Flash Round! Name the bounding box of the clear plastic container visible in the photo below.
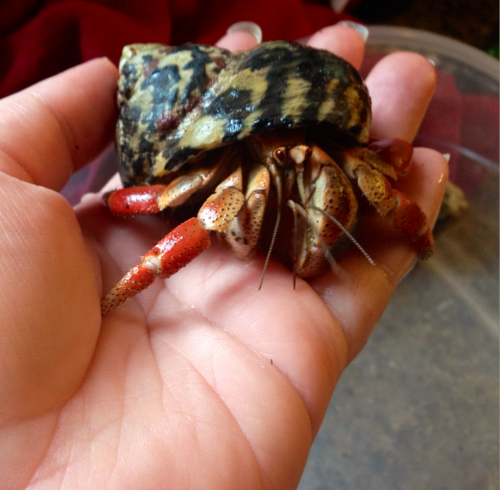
[300,26,499,490]
[362,26,499,195]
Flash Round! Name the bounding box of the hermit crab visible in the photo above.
[101,41,434,315]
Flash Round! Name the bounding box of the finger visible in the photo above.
[0,60,118,421]
[307,24,366,70]
[0,58,118,191]
[310,148,448,360]
[216,31,259,51]
[366,52,437,142]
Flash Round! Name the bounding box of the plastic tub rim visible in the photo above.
[366,25,499,83]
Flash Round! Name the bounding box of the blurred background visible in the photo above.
[345,0,498,55]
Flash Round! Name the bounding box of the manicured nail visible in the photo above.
[337,21,369,42]
[226,22,263,44]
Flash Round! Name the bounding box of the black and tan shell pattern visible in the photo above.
[116,41,371,187]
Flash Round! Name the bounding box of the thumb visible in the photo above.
[0,58,117,422]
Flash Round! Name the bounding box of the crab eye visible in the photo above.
[273,147,288,164]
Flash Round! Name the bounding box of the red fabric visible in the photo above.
[0,0,353,98]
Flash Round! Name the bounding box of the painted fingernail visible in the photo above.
[226,22,263,44]
[337,21,369,42]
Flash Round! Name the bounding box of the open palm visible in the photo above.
[0,26,447,489]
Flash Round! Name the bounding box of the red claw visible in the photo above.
[105,185,166,216]
[101,217,211,315]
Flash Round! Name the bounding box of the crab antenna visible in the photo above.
[287,200,299,289]
[308,204,376,266]
[259,164,283,290]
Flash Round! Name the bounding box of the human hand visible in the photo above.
[0,24,447,489]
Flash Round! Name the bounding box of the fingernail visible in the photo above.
[337,21,369,42]
[226,22,263,44]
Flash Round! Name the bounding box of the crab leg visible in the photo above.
[101,217,211,315]
[291,144,359,277]
[225,163,271,260]
[386,190,434,259]
[104,157,225,216]
[340,142,434,259]
[194,165,247,240]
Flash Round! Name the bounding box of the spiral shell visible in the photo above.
[116,41,371,186]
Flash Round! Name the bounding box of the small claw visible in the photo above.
[101,217,211,315]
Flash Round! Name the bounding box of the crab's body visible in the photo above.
[101,41,433,315]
